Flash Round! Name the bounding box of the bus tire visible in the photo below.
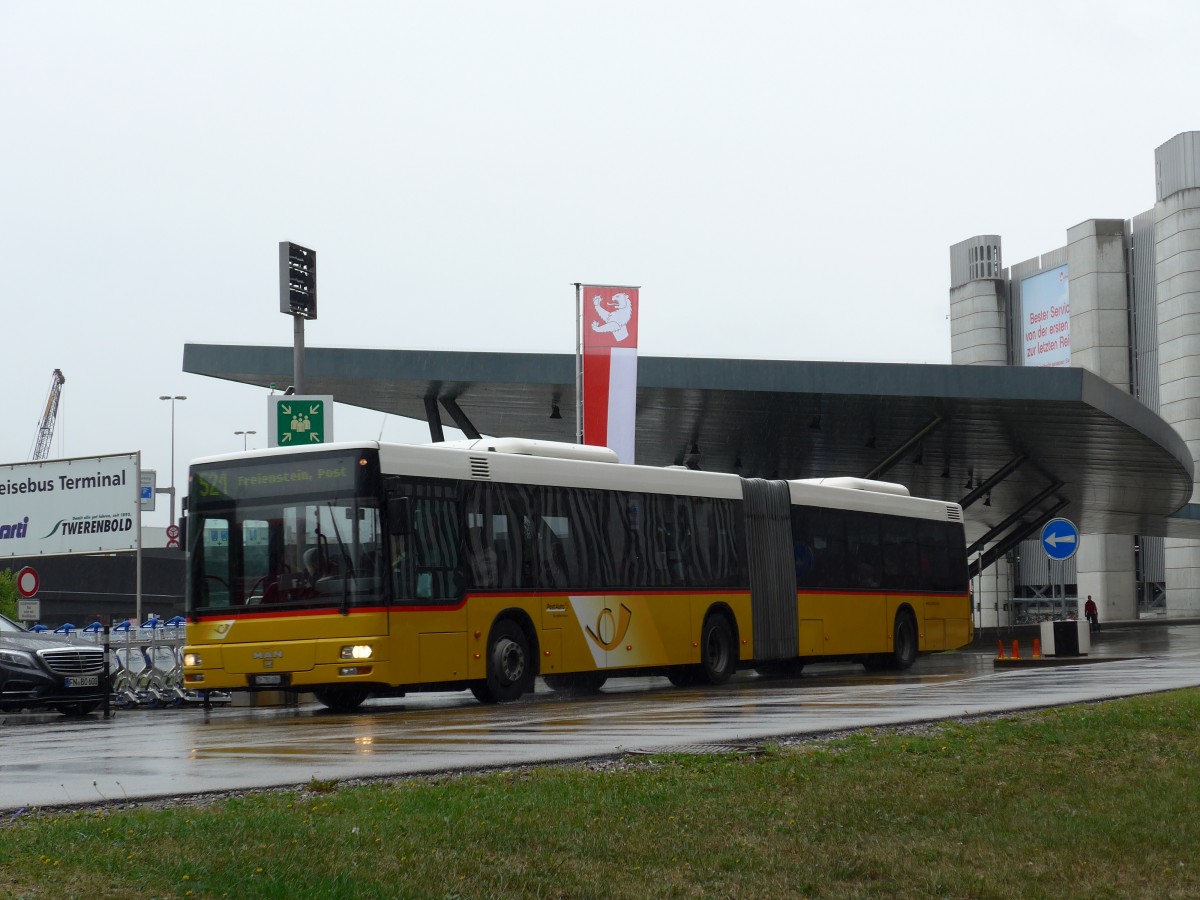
[543,672,608,695]
[699,613,736,685]
[472,618,533,704]
[892,610,918,670]
[313,685,370,713]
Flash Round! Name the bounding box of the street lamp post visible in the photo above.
[158,395,187,529]
[235,430,257,450]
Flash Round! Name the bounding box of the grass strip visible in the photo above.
[2,688,1199,898]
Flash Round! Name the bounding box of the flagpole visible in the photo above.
[574,282,583,444]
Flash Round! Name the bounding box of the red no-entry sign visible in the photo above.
[16,566,40,598]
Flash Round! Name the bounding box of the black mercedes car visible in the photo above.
[0,614,108,715]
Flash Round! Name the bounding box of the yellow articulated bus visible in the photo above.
[182,438,971,712]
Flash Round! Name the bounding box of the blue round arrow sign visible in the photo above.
[1041,517,1080,561]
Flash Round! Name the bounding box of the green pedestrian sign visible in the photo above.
[269,395,335,447]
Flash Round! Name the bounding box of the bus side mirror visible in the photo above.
[388,497,412,536]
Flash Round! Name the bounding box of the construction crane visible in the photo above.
[31,369,66,460]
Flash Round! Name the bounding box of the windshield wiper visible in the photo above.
[325,501,358,615]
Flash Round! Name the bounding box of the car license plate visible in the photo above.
[251,674,283,687]
[66,676,99,688]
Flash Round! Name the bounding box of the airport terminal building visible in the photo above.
[950,131,1200,626]
[172,134,1200,640]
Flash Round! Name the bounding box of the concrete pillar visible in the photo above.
[973,557,1014,630]
[1076,534,1137,623]
[1066,219,1131,389]
[1155,133,1200,617]
[1067,218,1137,619]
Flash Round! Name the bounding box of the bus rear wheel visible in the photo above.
[892,610,918,670]
[543,672,608,695]
[699,613,736,685]
[865,610,919,671]
[669,614,737,687]
[313,685,370,713]
[471,619,533,704]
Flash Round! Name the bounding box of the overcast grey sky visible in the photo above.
[3,0,1198,527]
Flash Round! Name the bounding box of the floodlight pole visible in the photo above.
[158,395,186,530]
[294,316,305,395]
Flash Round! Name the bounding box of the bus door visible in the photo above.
[385,478,467,684]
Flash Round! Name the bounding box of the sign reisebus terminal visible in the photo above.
[0,453,140,559]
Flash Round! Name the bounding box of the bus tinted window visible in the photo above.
[792,504,965,594]
[918,519,968,593]
[881,515,919,590]
[845,512,882,590]
[463,483,745,591]
[792,506,848,589]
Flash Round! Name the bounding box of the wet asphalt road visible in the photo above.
[4,622,1200,813]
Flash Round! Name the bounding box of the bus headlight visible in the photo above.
[340,645,373,660]
[183,652,203,667]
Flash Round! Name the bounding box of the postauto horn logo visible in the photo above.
[585,603,633,651]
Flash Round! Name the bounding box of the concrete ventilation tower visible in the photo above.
[31,368,65,460]
[948,237,1013,628]
[949,236,1008,365]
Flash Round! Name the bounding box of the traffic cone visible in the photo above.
[1033,638,1041,659]
[997,640,1005,659]
[1012,639,1020,660]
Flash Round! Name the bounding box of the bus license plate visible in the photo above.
[251,674,283,687]
[66,676,99,688]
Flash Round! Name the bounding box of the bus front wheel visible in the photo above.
[471,619,533,704]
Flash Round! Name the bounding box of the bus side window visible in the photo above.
[385,481,464,603]
[793,507,848,590]
[919,520,960,592]
[882,515,919,590]
[466,482,532,590]
[845,511,881,590]
[466,526,499,588]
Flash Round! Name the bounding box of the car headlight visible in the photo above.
[183,652,203,667]
[0,649,38,669]
[340,645,373,660]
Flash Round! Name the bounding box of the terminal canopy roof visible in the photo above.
[184,344,1198,567]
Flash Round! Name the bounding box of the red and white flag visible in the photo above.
[581,285,639,464]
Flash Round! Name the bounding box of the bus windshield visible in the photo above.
[188,452,384,614]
